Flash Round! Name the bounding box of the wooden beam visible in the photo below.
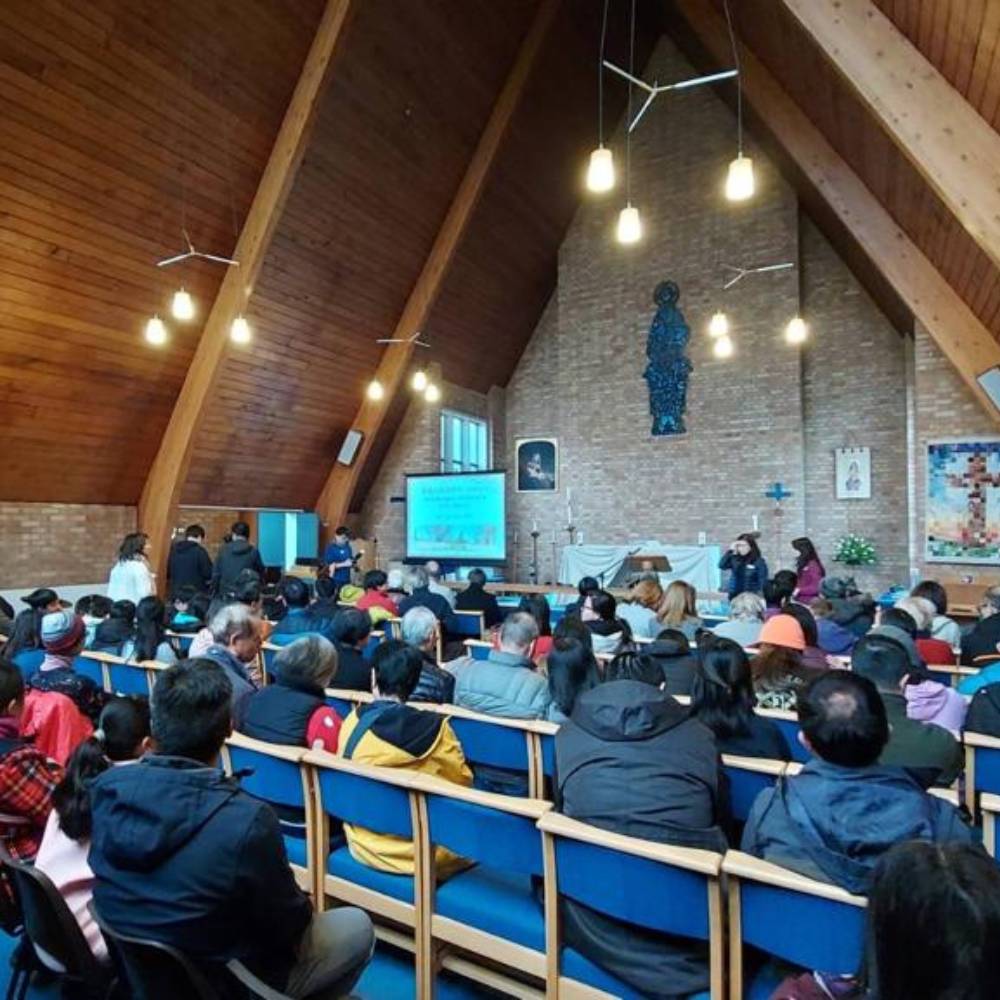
[315,0,558,531]
[674,0,1000,423]
[138,0,353,585]
[781,0,1000,277]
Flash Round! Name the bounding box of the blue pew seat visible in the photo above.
[327,845,415,904]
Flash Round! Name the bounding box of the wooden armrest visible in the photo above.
[303,748,424,790]
[753,706,799,722]
[80,650,126,664]
[537,811,722,875]
[225,732,307,762]
[964,731,1000,750]
[407,771,553,816]
[722,850,866,906]
[721,754,788,776]
[981,792,1000,813]
[324,687,374,704]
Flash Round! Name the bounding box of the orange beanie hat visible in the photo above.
[758,614,806,651]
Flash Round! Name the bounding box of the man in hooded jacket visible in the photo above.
[211,521,265,597]
[741,671,974,895]
[88,658,373,998]
[554,656,727,999]
[166,524,213,597]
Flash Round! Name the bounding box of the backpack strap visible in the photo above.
[343,701,396,760]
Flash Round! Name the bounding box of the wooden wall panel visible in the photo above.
[0,0,324,503]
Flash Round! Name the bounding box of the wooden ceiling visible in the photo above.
[5,0,1000,513]
[0,0,323,504]
[678,0,1000,349]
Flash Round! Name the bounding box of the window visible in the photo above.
[440,410,489,472]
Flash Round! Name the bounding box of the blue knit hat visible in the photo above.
[40,610,86,654]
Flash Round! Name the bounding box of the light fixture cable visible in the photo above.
[625,0,636,204]
[597,0,610,146]
[722,0,744,157]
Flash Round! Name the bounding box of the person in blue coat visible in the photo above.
[719,534,769,598]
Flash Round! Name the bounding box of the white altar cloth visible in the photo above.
[558,542,722,592]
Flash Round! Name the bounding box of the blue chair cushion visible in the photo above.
[327,845,414,903]
[284,834,308,868]
[435,866,544,952]
[562,948,708,1000]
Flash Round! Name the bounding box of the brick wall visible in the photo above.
[358,376,498,561]
[799,218,909,593]
[508,35,806,582]
[174,508,243,553]
[0,502,136,588]
[358,35,920,592]
[913,322,1000,587]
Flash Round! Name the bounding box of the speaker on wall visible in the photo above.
[337,429,364,466]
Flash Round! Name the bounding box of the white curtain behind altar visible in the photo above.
[558,542,722,592]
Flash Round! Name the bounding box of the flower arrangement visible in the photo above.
[833,534,877,566]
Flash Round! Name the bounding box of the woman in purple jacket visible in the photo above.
[791,537,825,603]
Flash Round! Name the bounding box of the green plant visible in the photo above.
[833,534,877,566]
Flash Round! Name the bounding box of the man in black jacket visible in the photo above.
[331,607,374,692]
[398,566,457,631]
[961,586,1000,665]
[400,606,455,703]
[166,524,213,598]
[89,659,373,997]
[454,568,502,629]
[555,658,727,998]
[211,521,265,597]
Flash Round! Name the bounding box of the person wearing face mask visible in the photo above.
[719,533,769,599]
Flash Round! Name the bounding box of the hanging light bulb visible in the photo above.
[725,154,755,201]
[586,146,615,193]
[144,315,168,346]
[785,316,808,345]
[171,288,195,321]
[708,311,729,339]
[616,203,642,244]
[367,379,385,401]
[424,382,441,403]
[230,315,251,344]
[713,334,734,359]
[411,369,428,392]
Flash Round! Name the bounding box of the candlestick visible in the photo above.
[532,518,538,533]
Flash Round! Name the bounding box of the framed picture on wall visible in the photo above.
[926,438,1000,564]
[516,437,558,492]
[835,447,871,500]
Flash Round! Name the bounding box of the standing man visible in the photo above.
[167,524,214,597]
[324,526,355,589]
[212,522,265,598]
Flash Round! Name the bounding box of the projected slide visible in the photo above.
[406,472,506,563]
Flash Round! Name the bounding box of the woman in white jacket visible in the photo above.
[106,532,156,604]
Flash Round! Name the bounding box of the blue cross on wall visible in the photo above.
[765,482,793,503]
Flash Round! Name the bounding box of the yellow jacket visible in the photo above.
[337,702,473,877]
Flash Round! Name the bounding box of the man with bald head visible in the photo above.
[741,671,973,894]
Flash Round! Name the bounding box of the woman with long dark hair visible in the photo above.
[34,697,150,961]
[689,638,789,760]
[122,596,177,664]
[545,637,599,723]
[518,594,554,661]
[719,533,768,598]
[791,537,825,603]
[106,532,155,605]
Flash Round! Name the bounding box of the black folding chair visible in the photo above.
[90,906,293,1000]
[0,845,114,1000]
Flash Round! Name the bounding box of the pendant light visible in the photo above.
[585,0,615,194]
[785,315,808,345]
[713,334,734,359]
[171,287,195,321]
[616,204,642,243]
[144,315,168,346]
[367,379,385,401]
[411,369,428,392]
[616,0,642,244]
[723,0,754,202]
[424,383,441,403]
[230,315,252,344]
[708,311,729,338]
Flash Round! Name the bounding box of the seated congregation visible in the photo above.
[2,528,1000,999]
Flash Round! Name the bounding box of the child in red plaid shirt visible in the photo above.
[0,660,63,863]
